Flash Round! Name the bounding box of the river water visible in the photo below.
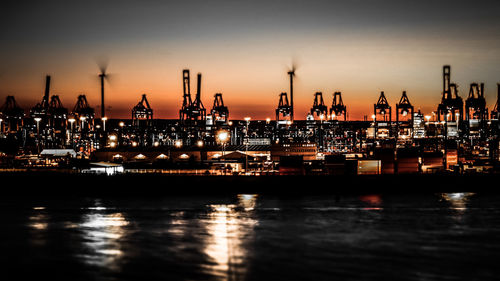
[1,193,499,280]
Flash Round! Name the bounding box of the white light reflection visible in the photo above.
[28,209,48,230]
[202,194,259,280]
[239,194,258,211]
[28,207,49,246]
[166,211,187,237]
[79,204,129,269]
[440,192,475,212]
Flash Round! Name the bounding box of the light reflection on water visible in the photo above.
[14,193,500,281]
[78,203,129,269]
[359,194,383,211]
[201,194,258,281]
[440,192,475,212]
[167,211,187,237]
[29,211,48,231]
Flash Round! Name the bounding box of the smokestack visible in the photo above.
[480,83,484,98]
[44,75,51,110]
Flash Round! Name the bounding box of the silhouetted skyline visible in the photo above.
[1,0,500,119]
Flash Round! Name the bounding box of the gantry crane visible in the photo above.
[132,94,153,127]
[330,92,347,121]
[276,92,292,122]
[211,93,229,123]
[310,92,328,118]
[48,95,68,130]
[0,96,24,132]
[30,75,51,120]
[395,91,414,139]
[179,69,206,122]
[465,83,487,138]
[437,65,463,122]
[374,91,392,138]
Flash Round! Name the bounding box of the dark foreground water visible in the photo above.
[1,193,500,281]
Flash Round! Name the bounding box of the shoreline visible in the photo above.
[2,172,497,196]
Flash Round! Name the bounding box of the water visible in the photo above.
[1,193,500,281]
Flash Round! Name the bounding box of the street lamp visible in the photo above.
[217,130,229,158]
[79,116,87,148]
[118,121,125,146]
[244,117,251,173]
[218,130,229,143]
[34,117,42,154]
[34,117,41,135]
[197,140,204,147]
[175,140,182,148]
[79,116,86,131]
[217,130,229,175]
[319,114,325,151]
[102,117,107,132]
[68,118,75,146]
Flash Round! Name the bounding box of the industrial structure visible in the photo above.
[180,70,206,122]
[276,92,292,122]
[373,91,392,138]
[491,84,499,121]
[0,96,24,132]
[48,95,68,129]
[465,83,487,138]
[211,93,229,124]
[330,92,347,121]
[98,64,109,119]
[395,91,414,139]
[132,94,153,127]
[1,65,500,176]
[288,67,295,121]
[437,65,463,139]
[30,75,51,120]
[276,68,296,124]
[310,92,328,118]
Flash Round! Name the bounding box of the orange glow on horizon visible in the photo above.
[2,40,498,121]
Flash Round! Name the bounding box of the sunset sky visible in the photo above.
[1,0,500,120]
